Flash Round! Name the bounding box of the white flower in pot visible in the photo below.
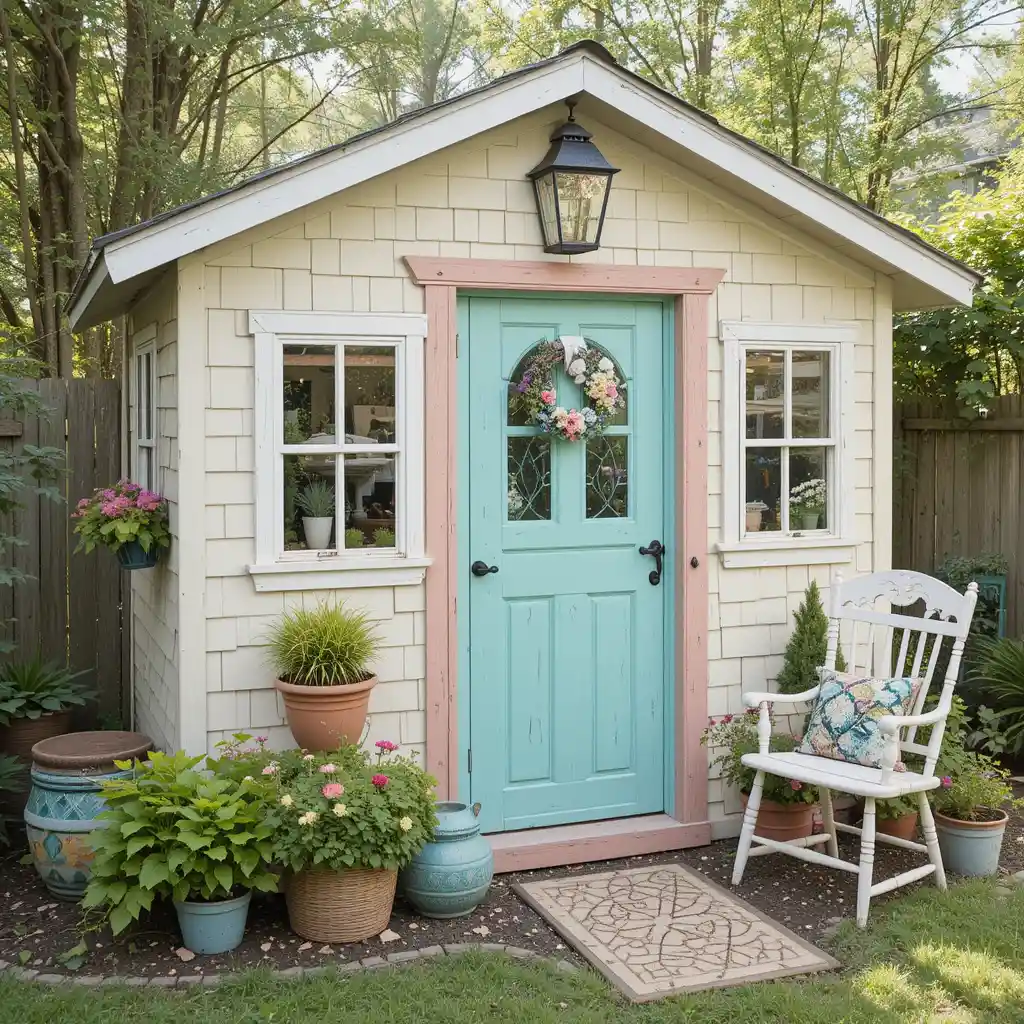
[789,478,826,530]
[296,479,335,550]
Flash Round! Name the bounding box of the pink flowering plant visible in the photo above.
[72,479,170,555]
[701,710,818,805]
[263,743,437,873]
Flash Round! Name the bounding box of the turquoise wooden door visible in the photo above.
[462,295,668,833]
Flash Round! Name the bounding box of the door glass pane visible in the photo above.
[285,453,336,551]
[508,436,551,521]
[284,344,335,444]
[745,447,781,533]
[344,346,396,444]
[792,351,830,439]
[789,447,829,531]
[745,351,784,439]
[586,436,628,519]
[344,453,397,548]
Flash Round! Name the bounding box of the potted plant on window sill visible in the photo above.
[789,478,826,531]
[296,479,335,551]
[72,479,170,570]
[266,745,437,942]
[266,602,379,751]
[83,750,278,953]
[702,711,819,842]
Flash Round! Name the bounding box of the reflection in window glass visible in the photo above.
[284,345,335,444]
[744,447,782,533]
[586,436,628,518]
[508,437,551,521]
[745,350,784,439]
[344,453,397,548]
[789,448,828,531]
[792,352,829,438]
[285,453,336,551]
[344,346,396,444]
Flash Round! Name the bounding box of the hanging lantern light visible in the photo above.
[528,100,619,255]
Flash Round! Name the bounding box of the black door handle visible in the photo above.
[471,560,499,577]
[639,540,665,586]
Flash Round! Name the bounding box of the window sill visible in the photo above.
[248,556,431,592]
[714,537,856,569]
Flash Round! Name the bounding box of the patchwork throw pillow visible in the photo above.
[796,669,922,769]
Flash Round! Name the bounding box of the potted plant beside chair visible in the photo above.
[72,479,170,569]
[295,480,335,551]
[83,750,278,953]
[268,745,437,942]
[267,601,379,751]
[702,711,819,841]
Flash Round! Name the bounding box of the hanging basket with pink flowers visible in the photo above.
[72,480,170,570]
[509,337,626,442]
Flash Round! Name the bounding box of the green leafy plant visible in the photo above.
[966,637,1024,755]
[775,581,846,694]
[965,704,1012,757]
[937,553,1007,642]
[0,654,93,725]
[701,711,818,805]
[344,528,365,549]
[373,528,395,548]
[0,754,26,845]
[265,601,378,687]
[83,750,278,935]
[876,793,920,820]
[295,480,335,518]
[72,479,170,554]
[264,743,437,873]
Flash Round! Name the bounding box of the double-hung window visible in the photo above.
[134,334,156,490]
[249,311,428,590]
[719,322,855,567]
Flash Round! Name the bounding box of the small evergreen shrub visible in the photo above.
[775,580,845,694]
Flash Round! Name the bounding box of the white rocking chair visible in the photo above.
[731,570,979,927]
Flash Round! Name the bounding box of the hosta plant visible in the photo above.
[265,743,437,872]
[0,654,93,724]
[83,750,278,934]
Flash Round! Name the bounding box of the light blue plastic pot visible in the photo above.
[174,891,251,954]
[935,809,1008,877]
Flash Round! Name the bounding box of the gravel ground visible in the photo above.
[1,798,1020,980]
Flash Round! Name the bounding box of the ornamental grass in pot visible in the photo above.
[702,711,819,842]
[264,744,437,943]
[267,601,379,751]
[83,750,277,953]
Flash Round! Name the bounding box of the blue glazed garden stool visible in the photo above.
[400,802,494,918]
[25,730,151,900]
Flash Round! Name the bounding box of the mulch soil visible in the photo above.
[1,797,1021,980]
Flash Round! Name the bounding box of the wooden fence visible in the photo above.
[893,394,1024,639]
[0,378,128,727]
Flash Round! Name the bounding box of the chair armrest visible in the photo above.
[877,708,945,735]
[742,687,820,708]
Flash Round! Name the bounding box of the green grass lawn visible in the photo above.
[2,881,1023,1024]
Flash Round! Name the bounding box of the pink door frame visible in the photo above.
[406,256,725,871]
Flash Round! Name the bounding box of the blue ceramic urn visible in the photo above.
[400,801,494,918]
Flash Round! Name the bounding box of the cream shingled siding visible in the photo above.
[125,106,884,827]
[127,275,180,752]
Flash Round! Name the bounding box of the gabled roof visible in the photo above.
[69,40,979,328]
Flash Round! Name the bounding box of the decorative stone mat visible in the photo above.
[0,942,573,988]
[515,863,839,1002]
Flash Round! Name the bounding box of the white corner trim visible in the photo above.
[715,538,856,569]
[248,557,431,592]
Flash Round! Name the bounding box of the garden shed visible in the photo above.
[68,41,979,870]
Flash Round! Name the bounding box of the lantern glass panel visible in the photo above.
[555,171,608,244]
[534,173,559,247]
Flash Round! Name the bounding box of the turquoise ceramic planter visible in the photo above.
[400,801,494,918]
[175,892,251,954]
[116,539,159,570]
[935,809,1008,877]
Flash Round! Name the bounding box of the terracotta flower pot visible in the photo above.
[274,675,377,751]
[286,867,397,943]
[877,812,919,841]
[742,793,816,842]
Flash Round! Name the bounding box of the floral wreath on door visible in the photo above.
[508,337,626,442]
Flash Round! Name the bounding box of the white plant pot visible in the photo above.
[302,516,334,550]
[745,509,763,532]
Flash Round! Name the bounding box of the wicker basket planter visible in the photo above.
[285,867,397,943]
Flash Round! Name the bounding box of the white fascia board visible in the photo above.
[67,252,108,329]
[580,58,978,307]
[103,60,584,285]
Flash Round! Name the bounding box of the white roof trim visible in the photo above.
[71,46,978,329]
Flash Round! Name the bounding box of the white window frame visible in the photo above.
[247,311,430,591]
[133,327,157,490]
[717,321,856,569]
